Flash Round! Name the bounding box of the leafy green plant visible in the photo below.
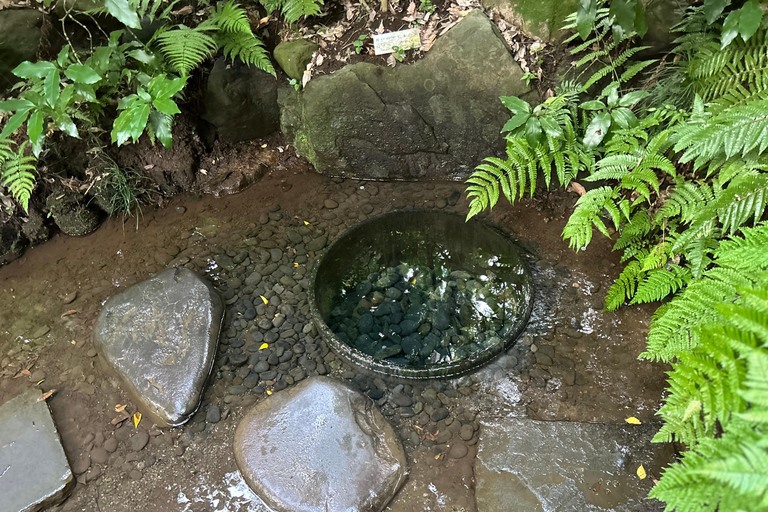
[0,139,36,212]
[419,0,436,14]
[465,2,768,510]
[391,46,406,62]
[353,34,368,55]
[0,0,273,213]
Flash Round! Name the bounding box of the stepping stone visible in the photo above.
[234,377,408,512]
[94,267,224,427]
[475,418,674,512]
[0,390,74,512]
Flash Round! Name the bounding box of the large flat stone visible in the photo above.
[279,10,533,180]
[475,417,673,511]
[0,390,74,512]
[234,377,408,512]
[94,267,224,427]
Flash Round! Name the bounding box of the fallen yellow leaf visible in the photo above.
[71,340,77,345]
[259,343,269,350]
[625,417,642,425]
[637,464,646,479]
[260,295,268,304]
[293,262,299,267]
[133,412,142,429]
[36,379,45,385]
[303,221,309,226]
[266,390,272,395]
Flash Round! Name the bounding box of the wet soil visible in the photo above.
[0,166,669,511]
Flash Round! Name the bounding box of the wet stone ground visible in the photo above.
[0,169,669,511]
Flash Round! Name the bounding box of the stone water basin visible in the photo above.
[309,210,534,379]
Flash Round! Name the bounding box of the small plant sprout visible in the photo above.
[288,78,300,91]
[391,46,406,62]
[353,35,368,54]
[419,0,436,13]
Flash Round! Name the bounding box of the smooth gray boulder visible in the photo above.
[279,9,533,180]
[0,390,74,512]
[94,267,224,427]
[202,57,280,143]
[475,417,674,511]
[0,9,44,93]
[234,377,408,512]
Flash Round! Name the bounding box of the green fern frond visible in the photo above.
[282,0,323,24]
[216,31,275,75]
[0,141,36,212]
[562,186,618,250]
[156,26,217,75]
[210,0,251,33]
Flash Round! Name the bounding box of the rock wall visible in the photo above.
[279,10,534,180]
[481,0,578,41]
[0,9,44,93]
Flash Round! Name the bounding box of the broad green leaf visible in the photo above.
[580,100,606,110]
[0,109,31,138]
[633,0,647,37]
[609,0,636,41]
[584,112,611,148]
[56,46,70,67]
[74,84,97,102]
[27,110,44,148]
[540,117,563,138]
[607,86,619,108]
[525,117,542,146]
[738,0,762,41]
[703,0,728,24]
[148,75,186,101]
[611,107,637,129]
[0,99,35,112]
[576,0,597,40]
[112,100,150,145]
[127,48,158,66]
[117,94,138,110]
[53,111,79,138]
[137,88,152,102]
[152,97,180,115]
[149,111,173,148]
[618,90,650,106]
[12,61,56,79]
[43,69,60,108]
[721,10,740,48]
[65,64,102,84]
[500,96,531,115]
[105,0,142,29]
[57,84,75,111]
[501,112,530,133]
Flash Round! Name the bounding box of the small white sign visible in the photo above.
[372,29,421,55]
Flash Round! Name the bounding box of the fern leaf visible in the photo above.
[282,0,323,24]
[0,141,36,212]
[156,26,217,75]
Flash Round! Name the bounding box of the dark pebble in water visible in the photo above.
[130,432,149,452]
[253,360,270,373]
[431,408,450,422]
[227,385,247,395]
[368,388,384,400]
[229,353,248,366]
[374,345,402,360]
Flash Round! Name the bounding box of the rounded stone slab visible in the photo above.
[234,377,408,512]
[94,267,224,427]
[0,390,74,512]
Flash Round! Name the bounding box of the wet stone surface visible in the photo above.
[0,389,74,512]
[475,418,672,511]
[234,377,408,512]
[94,267,224,427]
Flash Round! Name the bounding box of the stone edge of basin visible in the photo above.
[307,209,535,380]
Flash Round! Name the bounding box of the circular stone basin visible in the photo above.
[309,210,533,379]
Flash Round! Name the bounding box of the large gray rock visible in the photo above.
[0,221,26,266]
[0,9,44,93]
[94,267,224,427]
[202,57,280,143]
[475,418,674,511]
[234,377,408,512]
[279,10,533,179]
[0,390,74,512]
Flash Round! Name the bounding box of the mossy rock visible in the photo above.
[279,10,534,179]
[274,40,319,81]
[46,191,102,237]
[481,0,578,41]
